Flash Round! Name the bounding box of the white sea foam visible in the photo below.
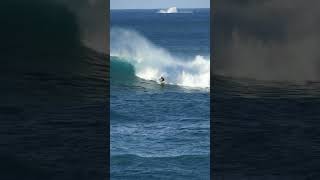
[110,28,210,88]
[158,7,178,13]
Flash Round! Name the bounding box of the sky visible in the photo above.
[110,0,210,9]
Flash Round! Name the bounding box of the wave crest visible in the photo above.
[110,28,210,88]
[158,7,178,13]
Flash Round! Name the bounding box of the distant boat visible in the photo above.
[158,7,178,13]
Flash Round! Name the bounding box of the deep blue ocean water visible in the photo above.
[110,9,210,179]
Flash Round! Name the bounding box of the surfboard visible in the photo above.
[160,81,165,86]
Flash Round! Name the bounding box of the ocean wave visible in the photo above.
[157,7,193,14]
[158,7,178,13]
[110,56,136,82]
[110,28,210,88]
[111,153,209,159]
[214,1,320,83]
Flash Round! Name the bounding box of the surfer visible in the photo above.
[159,76,165,84]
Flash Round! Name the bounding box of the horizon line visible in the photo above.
[110,7,210,10]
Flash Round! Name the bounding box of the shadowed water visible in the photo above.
[0,0,108,179]
[213,75,320,180]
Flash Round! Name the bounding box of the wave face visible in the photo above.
[61,0,108,53]
[111,28,209,88]
[0,0,108,179]
[158,6,178,13]
[110,56,136,84]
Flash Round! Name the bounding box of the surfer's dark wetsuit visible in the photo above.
[159,77,165,84]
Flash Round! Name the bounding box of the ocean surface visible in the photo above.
[213,75,320,180]
[0,1,108,179]
[110,9,210,179]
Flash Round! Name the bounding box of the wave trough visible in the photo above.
[110,28,210,88]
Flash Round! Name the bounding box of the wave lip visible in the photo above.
[158,6,178,13]
[110,28,210,89]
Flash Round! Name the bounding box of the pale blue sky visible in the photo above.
[110,0,210,9]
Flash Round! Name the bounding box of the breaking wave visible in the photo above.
[158,7,178,13]
[110,28,210,88]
